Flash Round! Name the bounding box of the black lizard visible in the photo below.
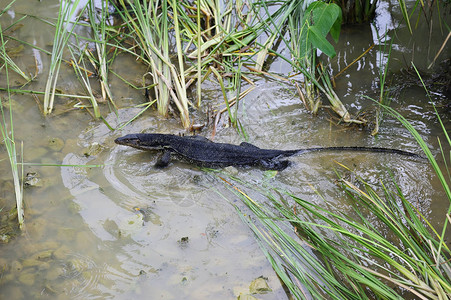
[115,133,421,170]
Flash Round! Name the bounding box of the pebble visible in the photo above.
[33,249,54,260]
[10,260,23,273]
[82,142,104,157]
[18,271,35,286]
[21,258,42,268]
[249,277,272,294]
[46,266,65,281]
[38,261,51,271]
[53,245,70,260]
[68,202,81,214]
[47,137,65,152]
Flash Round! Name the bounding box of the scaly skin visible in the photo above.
[115,133,421,170]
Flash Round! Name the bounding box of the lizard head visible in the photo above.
[115,134,140,146]
[115,134,167,150]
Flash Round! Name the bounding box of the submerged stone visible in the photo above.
[82,142,105,157]
[10,260,23,273]
[21,258,42,268]
[249,277,272,294]
[46,266,65,281]
[48,137,65,152]
[33,249,54,260]
[53,245,70,260]
[24,172,41,187]
[18,271,35,286]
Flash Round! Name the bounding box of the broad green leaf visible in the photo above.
[308,26,336,57]
[310,2,340,37]
[301,1,341,57]
[330,7,342,42]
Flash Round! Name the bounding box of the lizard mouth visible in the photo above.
[114,134,140,146]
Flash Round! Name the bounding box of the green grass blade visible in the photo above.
[0,21,24,228]
[43,0,87,115]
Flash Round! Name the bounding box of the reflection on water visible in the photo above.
[0,0,450,299]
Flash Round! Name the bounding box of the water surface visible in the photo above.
[0,0,449,299]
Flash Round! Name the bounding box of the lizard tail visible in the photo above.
[294,147,424,158]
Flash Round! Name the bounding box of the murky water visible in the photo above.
[0,0,450,299]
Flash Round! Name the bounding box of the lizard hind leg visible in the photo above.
[260,159,291,171]
[154,151,171,168]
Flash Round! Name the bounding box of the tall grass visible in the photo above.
[116,0,190,128]
[69,44,101,119]
[170,0,271,128]
[33,0,372,128]
[0,0,32,83]
[338,0,378,24]
[215,96,451,298]
[43,0,86,115]
[4,0,442,129]
[85,0,115,108]
[255,1,365,124]
[371,33,393,136]
[0,46,33,83]
[219,145,450,298]
[388,63,451,260]
[0,23,24,229]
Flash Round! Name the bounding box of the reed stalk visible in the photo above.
[372,33,393,136]
[0,43,33,82]
[0,23,24,228]
[43,0,86,115]
[86,0,115,108]
[196,0,202,107]
[218,152,450,298]
[0,87,93,99]
[256,1,365,123]
[214,80,450,297]
[385,63,451,262]
[0,0,32,83]
[68,45,100,118]
[117,0,190,128]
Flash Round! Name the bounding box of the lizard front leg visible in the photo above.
[155,150,171,168]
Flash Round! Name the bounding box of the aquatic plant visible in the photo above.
[68,44,101,119]
[0,22,24,229]
[338,0,379,24]
[115,0,190,128]
[0,46,33,83]
[112,0,277,129]
[371,33,393,136]
[85,0,115,108]
[0,0,32,83]
[253,0,365,123]
[216,91,451,298]
[219,150,450,298]
[43,0,87,115]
